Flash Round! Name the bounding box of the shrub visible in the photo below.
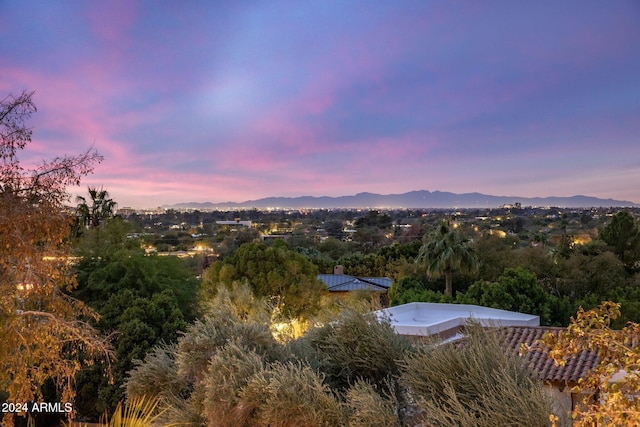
[244,362,346,427]
[345,380,399,427]
[202,342,265,426]
[301,308,412,392]
[401,325,552,426]
[176,303,283,384]
[126,343,184,400]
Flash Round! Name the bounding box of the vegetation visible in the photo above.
[0,90,111,426]
[126,296,413,426]
[202,240,326,320]
[416,220,478,297]
[459,267,559,325]
[540,302,640,426]
[76,186,117,229]
[402,325,553,426]
[71,218,199,420]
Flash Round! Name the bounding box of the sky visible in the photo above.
[1,1,639,208]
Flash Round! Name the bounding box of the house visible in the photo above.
[317,265,392,306]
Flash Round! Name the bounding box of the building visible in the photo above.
[317,265,392,305]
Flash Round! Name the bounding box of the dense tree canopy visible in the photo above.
[202,241,326,319]
[600,211,640,269]
[459,267,558,325]
[71,217,199,420]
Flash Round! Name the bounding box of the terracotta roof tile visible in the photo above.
[498,326,599,385]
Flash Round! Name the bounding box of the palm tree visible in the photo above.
[416,220,478,297]
[76,186,116,229]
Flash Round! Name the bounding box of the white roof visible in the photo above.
[376,302,540,336]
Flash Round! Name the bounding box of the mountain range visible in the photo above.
[164,190,639,210]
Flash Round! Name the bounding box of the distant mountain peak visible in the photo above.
[164,190,638,210]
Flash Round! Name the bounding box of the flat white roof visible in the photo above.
[376,302,540,337]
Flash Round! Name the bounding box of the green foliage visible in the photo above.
[416,220,478,297]
[202,241,325,319]
[555,250,626,299]
[126,299,414,426]
[75,249,199,319]
[388,276,446,305]
[401,325,552,426]
[72,223,199,420]
[600,211,640,269]
[458,267,557,325]
[470,233,519,282]
[76,186,117,229]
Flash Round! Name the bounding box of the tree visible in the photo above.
[71,224,199,420]
[202,241,326,319]
[600,211,640,269]
[458,267,557,325]
[0,90,110,425]
[416,220,478,297]
[540,302,640,425]
[76,186,117,229]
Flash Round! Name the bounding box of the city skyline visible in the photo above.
[2,1,639,208]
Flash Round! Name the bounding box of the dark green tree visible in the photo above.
[416,220,478,297]
[76,186,117,229]
[599,211,640,269]
[202,241,325,319]
[458,267,557,325]
[72,223,199,420]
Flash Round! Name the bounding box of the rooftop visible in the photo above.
[376,302,540,337]
[500,326,598,385]
[317,274,392,292]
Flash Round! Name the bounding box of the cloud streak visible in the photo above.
[1,1,639,207]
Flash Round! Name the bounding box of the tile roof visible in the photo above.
[499,326,599,385]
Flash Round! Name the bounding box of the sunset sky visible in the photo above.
[2,1,639,208]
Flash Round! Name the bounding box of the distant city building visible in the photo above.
[215,220,253,227]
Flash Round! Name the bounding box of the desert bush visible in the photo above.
[243,362,346,427]
[126,343,183,400]
[345,379,400,427]
[203,354,345,427]
[125,344,200,426]
[202,342,265,426]
[401,325,552,426]
[125,297,286,426]
[176,302,283,384]
[302,308,412,392]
